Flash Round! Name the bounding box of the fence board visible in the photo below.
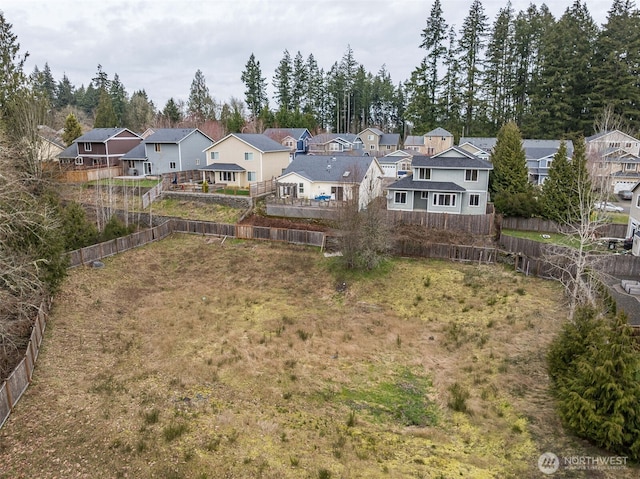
[386,211,494,236]
[0,383,9,429]
[501,217,628,238]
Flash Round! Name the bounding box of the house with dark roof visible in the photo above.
[275,155,384,210]
[357,127,400,155]
[121,128,213,176]
[587,130,640,193]
[263,128,311,158]
[307,133,362,155]
[459,137,573,186]
[377,150,414,179]
[201,133,290,187]
[404,127,454,155]
[386,147,492,215]
[58,127,142,171]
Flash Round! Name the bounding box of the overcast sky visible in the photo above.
[2,0,611,110]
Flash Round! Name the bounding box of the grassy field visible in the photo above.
[0,235,637,478]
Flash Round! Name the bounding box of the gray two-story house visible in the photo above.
[122,128,214,176]
[386,147,492,215]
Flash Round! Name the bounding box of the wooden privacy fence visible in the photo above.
[250,179,276,197]
[501,217,628,238]
[68,221,173,267]
[393,239,497,263]
[0,302,47,429]
[386,210,495,236]
[141,181,163,209]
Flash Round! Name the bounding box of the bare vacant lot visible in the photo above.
[0,235,637,478]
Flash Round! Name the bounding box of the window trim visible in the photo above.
[469,193,480,207]
[433,193,456,207]
[244,152,254,161]
[83,142,92,152]
[418,168,431,180]
[465,169,478,182]
[394,191,407,204]
[154,143,161,152]
[169,162,176,169]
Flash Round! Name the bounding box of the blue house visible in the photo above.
[121,128,214,176]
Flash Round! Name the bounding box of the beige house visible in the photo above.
[587,130,640,193]
[357,127,400,155]
[202,133,290,187]
[404,127,454,155]
[36,125,65,162]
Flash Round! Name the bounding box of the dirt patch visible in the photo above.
[393,223,496,247]
[239,213,332,232]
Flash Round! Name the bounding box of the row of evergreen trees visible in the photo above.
[24,1,640,140]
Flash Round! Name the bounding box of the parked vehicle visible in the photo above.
[617,190,633,201]
[593,201,624,213]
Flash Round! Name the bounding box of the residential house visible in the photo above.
[276,155,384,210]
[201,133,290,187]
[627,182,640,253]
[404,127,454,155]
[58,127,142,171]
[386,147,492,215]
[587,130,640,193]
[459,137,573,185]
[307,133,362,155]
[357,127,400,155]
[36,125,65,162]
[263,128,311,158]
[121,128,213,176]
[377,150,414,179]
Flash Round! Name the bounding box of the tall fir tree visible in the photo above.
[55,74,75,108]
[109,73,128,127]
[187,69,215,123]
[126,90,155,132]
[457,0,489,136]
[161,98,182,127]
[62,112,82,146]
[273,50,292,112]
[291,51,307,112]
[540,140,573,221]
[240,53,268,120]
[489,121,536,216]
[94,89,117,128]
[0,11,28,116]
[591,0,640,130]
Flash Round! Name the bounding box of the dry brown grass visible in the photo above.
[0,235,637,479]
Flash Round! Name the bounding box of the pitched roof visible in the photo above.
[280,155,375,183]
[426,127,453,137]
[216,133,289,153]
[308,132,359,145]
[380,133,400,146]
[263,128,309,140]
[459,137,574,159]
[387,176,466,192]
[58,144,79,158]
[122,143,146,160]
[144,128,198,143]
[75,128,139,143]
[412,148,492,170]
[199,163,246,172]
[404,135,424,147]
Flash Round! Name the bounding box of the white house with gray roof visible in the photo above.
[276,155,384,210]
[201,133,290,187]
[404,127,454,155]
[386,147,492,214]
[121,128,213,176]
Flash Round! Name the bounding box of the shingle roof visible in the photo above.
[380,133,400,146]
[224,133,290,152]
[263,128,309,140]
[459,137,574,159]
[281,155,375,183]
[58,144,78,158]
[199,163,246,172]
[426,127,453,137]
[404,135,424,147]
[122,143,146,160]
[308,133,359,145]
[387,176,466,192]
[75,128,135,143]
[144,128,197,143]
[412,151,492,170]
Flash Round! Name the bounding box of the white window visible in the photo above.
[210,151,219,160]
[329,142,340,151]
[285,140,294,147]
[418,168,431,180]
[469,194,480,206]
[244,152,253,161]
[221,171,236,182]
[386,145,391,150]
[248,171,256,181]
[195,159,200,166]
[433,193,456,206]
[370,145,375,150]
[368,134,374,141]
[154,144,161,152]
[626,163,635,171]
[394,191,407,204]
[465,169,478,181]
[420,191,429,199]
[75,157,84,166]
[170,162,176,169]
[298,182,304,194]
[83,142,91,151]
